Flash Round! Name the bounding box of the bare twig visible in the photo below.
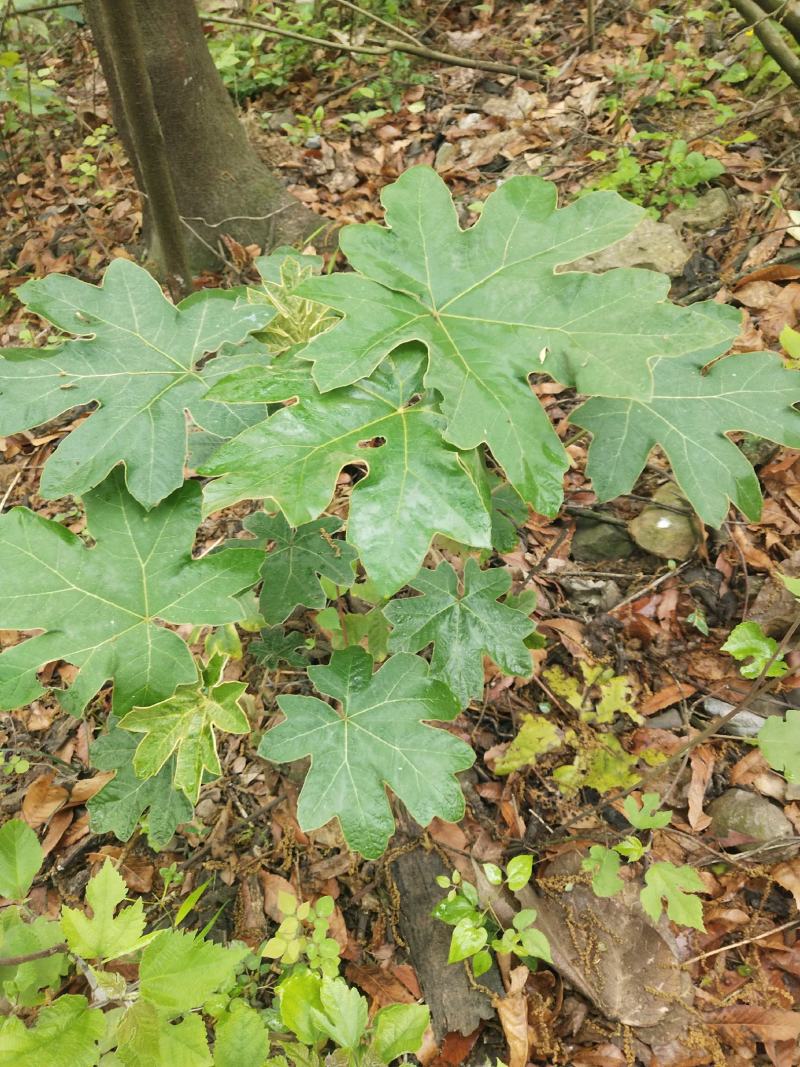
[204,13,543,81]
[0,943,67,967]
[684,917,800,964]
[329,0,419,46]
[680,245,800,304]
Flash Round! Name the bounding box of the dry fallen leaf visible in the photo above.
[22,771,69,828]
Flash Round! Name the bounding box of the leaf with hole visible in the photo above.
[298,166,739,515]
[0,471,262,716]
[202,346,491,594]
[258,646,474,857]
[0,258,269,507]
[384,559,535,705]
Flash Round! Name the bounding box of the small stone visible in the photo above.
[628,484,701,561]
[562,217,691,278]
[707,788,797,859]
[665,188,730,233]
[571,518,634,562]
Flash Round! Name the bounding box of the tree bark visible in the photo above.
[84,0,322,272]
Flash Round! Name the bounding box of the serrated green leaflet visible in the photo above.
[238,511,358,624]
[0,910,67,1004]
[640,861,705,930]
[758,709,800,783]
[60,860,145,959]
[202,346,491,594]
[0,819,42,899]
[0,995,104,1067]
[87,727,194,849]
[139,928,249,1017]
[0,259,269,507]
[118,656,249,802]
[0,471,262,716]
[249,627,309,668]
[213,1005,270,1067]
[384,559,534,705]
[573,351,800,525]
[259,646,474,857]
[116,1001,211,1067]
[297,166,739,514]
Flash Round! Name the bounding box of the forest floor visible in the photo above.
[2,1,800,1065]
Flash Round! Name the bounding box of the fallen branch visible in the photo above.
[728,0,800,88]
[203,13,544,82]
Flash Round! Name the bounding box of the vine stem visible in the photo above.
[0,943,67,967]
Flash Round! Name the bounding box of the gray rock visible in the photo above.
[560,575,623,613]
[562,216,691,278]
[571,518,634,562]
[628,484,701,561]
[707,788,797,860]
[665,188,730,232]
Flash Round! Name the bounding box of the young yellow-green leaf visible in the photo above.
[448,918,488,962]
[0,258,270,508]
[780,324,800,359]
[371,1004,430,1063]
[213,1005,269,1067]
[279,971,325,1045]
[310,977,368,1050]
[582,845,624,898]
[116,1000,211,1067]
[384,559,535,705]
[721,621,788,679]
[757,709,800,784]
[60,860,145,960]
[237,511,358,625]
[0,819,43,899]
[118,665,249,803]
[573,350,800,526]
[0,909,67,1004]
[0,995,104,1067]
[258,646,474,858]
[298,166,738,515]
[505,854,533,892]
[139,929,249,1018]
[0,471,261,716]
[493,714,562,775]
[622,793,672,830]
[87,726,194,849]
[640,862,705,931]
[201,346,492,596]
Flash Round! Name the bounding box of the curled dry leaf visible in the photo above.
[704,1004,800,1043]
[22,771,69,828]
[687,747,713,831]
[496,967,531,1067]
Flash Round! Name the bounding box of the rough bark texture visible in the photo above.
[390,844,501,1040]
[84,0,321,271]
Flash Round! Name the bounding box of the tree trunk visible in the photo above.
[84,0,322,272]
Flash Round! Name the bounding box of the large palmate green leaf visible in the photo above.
[202,346,491,594]
[573,351,800,525]
[118,654,249,802]
[384,559,535,705]
[0,471,262,716]
[87,727,194,849]
[0,258,269,507]
[297,166,740,514]
[139,928,249,1017]
[258,646,474,857]
[237,511,358,624]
